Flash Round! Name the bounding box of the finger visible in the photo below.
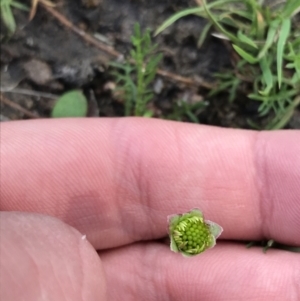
[100,242,300,301]
[0,212,106,301]
[1,119,299,249]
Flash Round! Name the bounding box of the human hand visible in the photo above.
[1,118,299,301]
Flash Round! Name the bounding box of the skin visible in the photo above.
[0,118,300,301]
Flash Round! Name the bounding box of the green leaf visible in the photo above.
[155,0,242,36]
[258,19,281,59]
[143,110,154,118]
[291,73,300,85]
[10,1,29,10]
[133,23,141,40]
[265,96,300,130]
[51,90,88,118]
[254,10,266,40]
[229,78,240,102]
[130,49,137,59]
[232,44,258,64]
[209,79,234,97]
[281,0,300,18]
[277,18,291,88]
[237,31,258,49]
[155,7,206,36]
[259,57,273,95]
[186,110,199,123]
[197,22,212,48]
[1,3,16,33]
[202,0,240,45]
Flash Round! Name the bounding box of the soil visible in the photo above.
[1,0,299,128]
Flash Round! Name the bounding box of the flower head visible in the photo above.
[168,208,223,257]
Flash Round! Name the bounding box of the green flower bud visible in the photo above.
[168,208,223,257]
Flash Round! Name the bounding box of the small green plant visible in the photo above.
[246,239,300,253]
[111,23,163,116]
[156,0,300,129]
[166,99,208,123]
[168,208,223,257]
[0,0,29,34]
[51,90,88,118]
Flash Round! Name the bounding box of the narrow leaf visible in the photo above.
[277,18,291,88]
[237,31,258,49]
[265,96,300,130]
[155,7,205,36]
[202,0,240,45]
[259,57,273,95]
[281,0,300,18]
[10,2,29,10]
[198,23,212,48]
[232,44,258,64]
[155,0,242,36]
[1,4,16,33]
[258,19,281,59]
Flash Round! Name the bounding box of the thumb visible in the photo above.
[0,212,106,301]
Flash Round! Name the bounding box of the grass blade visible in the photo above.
[1,4,16,33]
[258,19,280,59]
[265,96,300,130]
[281,0,300,18]
[155,7,206,36]
[155,0,242,36]
[237,31,258,49]
[197,22,212,48]
[10,2,29,11]
[259,57,273,95]
[202,0,240,45]
[277,18,291,88]
[232,44,258,63]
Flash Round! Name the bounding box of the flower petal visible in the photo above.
[170,235,179,253]
[207,234,217,249]
[206,220,223,238]
[188,208,204,219]
[167,214,181,227]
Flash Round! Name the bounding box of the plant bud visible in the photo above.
[168,208,223,257]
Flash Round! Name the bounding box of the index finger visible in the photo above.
[1,118,299,249]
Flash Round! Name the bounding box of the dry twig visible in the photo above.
[41,4,215,89]
[0,93,40,119]
[42,5,121,57]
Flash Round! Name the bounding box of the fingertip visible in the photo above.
[0,212,107,301]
